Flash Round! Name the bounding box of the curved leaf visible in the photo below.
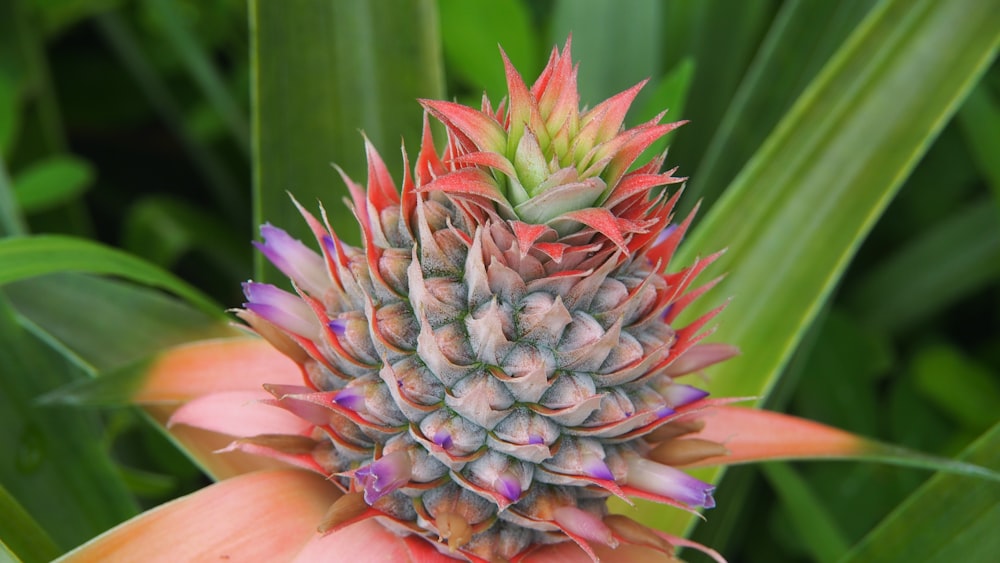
[12,155,93,214]
[677,0,999,423]
[0,235,224,319]
[643,0,1000,535]
[0,482,60,563]
[0,296,138,550]
[685,406,1000,482]
[6,274,233,374]
[250,0,444,266]
[840,421,1000,562]
[439,0,538,97]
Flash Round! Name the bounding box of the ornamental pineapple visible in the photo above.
[238,42,737,562]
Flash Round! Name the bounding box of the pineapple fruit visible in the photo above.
[238,42,736,562]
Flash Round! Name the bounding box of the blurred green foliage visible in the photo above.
[0,0,997,561]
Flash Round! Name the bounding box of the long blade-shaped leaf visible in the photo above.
[0,158,25,237]
[144,0,250,157]
[250,0,443,273]
[679,0,999,410]
[839,421,1000,562]
[0,296,138,550]
[762,463,849,563]
[93,13,245,220]
[0,482,60,563]
[639,0,1000,535]
[0,235,223,319]
[659,0,772,181]
[548,0,662,107]
[847,199,1000,333]
[5,274,233,373]
[688,0,878,207]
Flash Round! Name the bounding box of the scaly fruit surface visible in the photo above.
[237,41,737,562]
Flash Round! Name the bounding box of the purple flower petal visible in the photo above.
[493,471,522,502]
[661,303,675,321]
[334,387,365,412]
[242,282,318,338]
[322,235,337,256]
[356,450,412,505]
[663,383,710,408]
[327,318,347,335]
[255,224,329,297]
[581,454,615,481]
[625,456,715,508]
[433,430,454,450]
[655,405,677,419]
[654,223,678,246]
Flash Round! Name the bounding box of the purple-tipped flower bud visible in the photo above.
[581,453,615,481]
[327,318,348,335]
[654,224,678,246]
[355,450,412,505]
[322,234,339,259]
[242,282,318,338]
[333,386,366,412]
[655,405,677,419]
[663,383,710,409]
[661,303,675,321]
[493,471,522,502]
[625,456,715,508]
[254,224,330,297]
[433,430,454,450]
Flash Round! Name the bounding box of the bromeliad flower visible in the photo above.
[58,43,934,563]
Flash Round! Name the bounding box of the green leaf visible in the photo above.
[656,0,1000,535]
[680,0,999,413]
[0,157,26,237]
[12,155,94,213]
[659,0,773,187]
[0,235,224,319]
[5,273,233,373]
[688,0,878,207]
[0,542,21,563]
[144,0,250,157]
[35,358,158,408]
[792,310,892,436]
[250,0,443,269]
[957,83,1000,206]
[116,465,177,498]
[1,0,68,154]
[438,0,538,97]
[911,344,1000,432]
[763,463,850,563]
[635,58,694,124]
[0,73,21,157]
[548,0,662,107]
[121,196,250,279]
[93,12,245,218]
[29,0,124,38]
[0,482,60,563]
[0,295,138,550]
[847,199,1000,333]
[631,58,695,163]
[839,421,1000,563]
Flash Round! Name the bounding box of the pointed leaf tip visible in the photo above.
[684,406,1000,482]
